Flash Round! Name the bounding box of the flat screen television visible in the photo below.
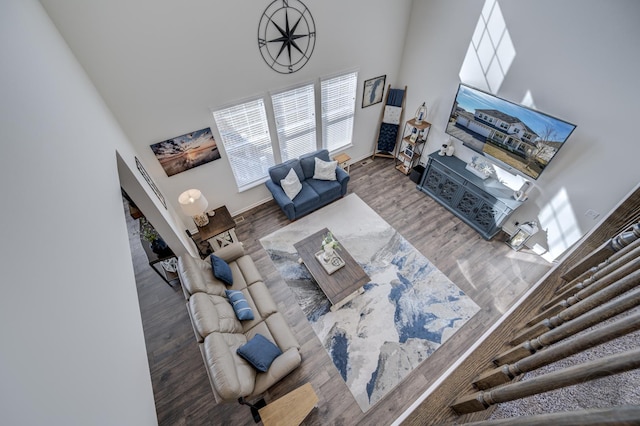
[446,84,576,180]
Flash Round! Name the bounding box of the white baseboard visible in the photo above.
[229,197,273,217]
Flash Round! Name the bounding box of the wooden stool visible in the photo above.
[333,153,351,173]
[258,383,318,426]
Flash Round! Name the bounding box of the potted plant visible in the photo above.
[321,231,341,261]
[139,217,170,255]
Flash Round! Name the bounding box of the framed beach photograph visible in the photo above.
[362,75,386,108]
[150,127,221,177]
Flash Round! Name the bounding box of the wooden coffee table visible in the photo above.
[294,228,370,311]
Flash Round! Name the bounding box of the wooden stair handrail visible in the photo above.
[526,254,640,328]
[474,310,640,389]
[493,285,640,366]
[510,268,640,345]
[555,232,640,296]
[400,183,640,425]
[451,348,640,414]
[463,405,640,426]
[561,222,640,282]
[541,240,640,312]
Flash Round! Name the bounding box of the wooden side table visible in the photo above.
[258,383,318,426]
[333,153,351,173]
[194,205,238,252]
[139,236,179,287]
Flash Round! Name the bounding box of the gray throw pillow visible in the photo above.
[313,157,337,181]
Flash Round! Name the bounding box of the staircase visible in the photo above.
[401,184,640,425]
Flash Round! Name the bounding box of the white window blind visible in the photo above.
[212,99,275,192]
[321,71,357,152]
[271,83,316,162]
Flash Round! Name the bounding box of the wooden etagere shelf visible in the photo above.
[394,118,431,175]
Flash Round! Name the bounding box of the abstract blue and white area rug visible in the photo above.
[259,194,480,412]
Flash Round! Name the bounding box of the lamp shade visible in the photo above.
[178,189,208,216]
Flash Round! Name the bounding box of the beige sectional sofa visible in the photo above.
[177,243,301,403]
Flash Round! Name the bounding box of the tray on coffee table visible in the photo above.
[314,250,345,274]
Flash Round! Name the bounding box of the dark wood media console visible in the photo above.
[418,152,524,240]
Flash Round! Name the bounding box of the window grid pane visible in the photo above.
[321,72,357,152]
[272,84,316,161]
[212,99,275,191]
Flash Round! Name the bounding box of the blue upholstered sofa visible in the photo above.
[265,149,350,220]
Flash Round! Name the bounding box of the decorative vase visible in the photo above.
[323,244,334,262]
[151,237,169,255]
[415,102,427,125]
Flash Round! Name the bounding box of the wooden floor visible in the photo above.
[126,157,552,425]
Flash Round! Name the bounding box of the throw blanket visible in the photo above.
[386,88,404,107]
[376,88,405,152]
[377,123,400,153]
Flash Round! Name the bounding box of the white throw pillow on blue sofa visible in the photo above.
[280,168,302,200]
[313,157,337,181]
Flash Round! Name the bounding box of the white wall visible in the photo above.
[400,0,640,260]
[0,1,157,424]
[4,1,635,423]
[40,0,413,223]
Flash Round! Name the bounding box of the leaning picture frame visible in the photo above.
[362,75,386,108]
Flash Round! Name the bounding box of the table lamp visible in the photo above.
[179,189,209,227]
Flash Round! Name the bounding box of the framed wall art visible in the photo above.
[362,75,386,108]
[135,156,167,209]
[150,127,221,177]
[404,145,414,159]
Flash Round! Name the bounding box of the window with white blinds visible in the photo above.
[271,83,316,162]
[212,98,275,192]
[212,71,358,192]
[321,71,357,152]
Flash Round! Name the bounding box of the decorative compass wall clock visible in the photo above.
[258,0,316,74]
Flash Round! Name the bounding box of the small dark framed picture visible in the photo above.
[404,145,414,158]
[362,75,386,108]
